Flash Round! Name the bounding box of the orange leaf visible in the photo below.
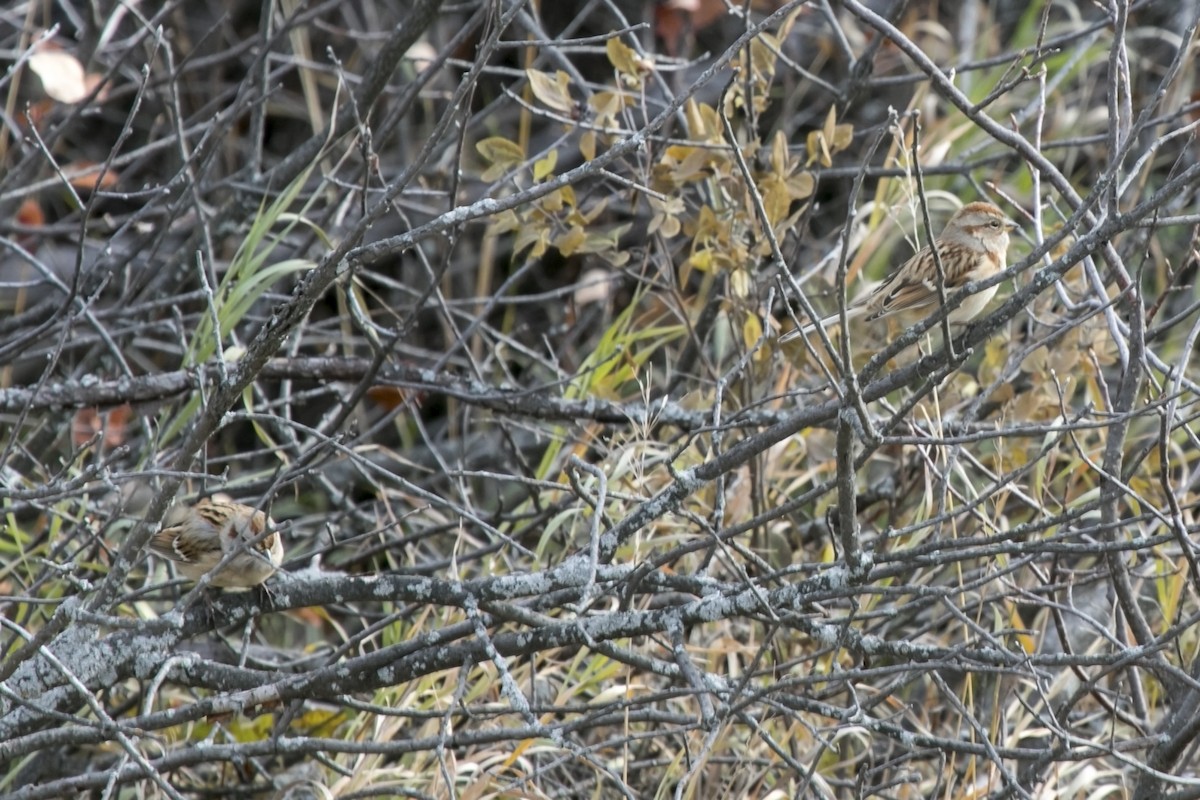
[65,160,120,192]
[366,386,423,411]
[72,404,133,448]
[15,199,44,228]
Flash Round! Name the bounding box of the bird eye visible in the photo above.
[989,220,1001,228]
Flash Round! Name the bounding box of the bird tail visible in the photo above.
[779,306,865,343]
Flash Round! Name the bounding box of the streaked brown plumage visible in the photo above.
[781,202,1018,341]
[149,499,283,588]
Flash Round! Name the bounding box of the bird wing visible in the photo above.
[866,277,936,319]
[865,245,977,321]
[148,527,191,562]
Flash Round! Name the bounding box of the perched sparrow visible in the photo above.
[149,499,284,588]
[781,202,1018,341]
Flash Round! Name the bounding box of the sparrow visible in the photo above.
[149,498,284,588]
[781,201,1018,341]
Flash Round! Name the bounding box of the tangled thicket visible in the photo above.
[3,0,1200,798]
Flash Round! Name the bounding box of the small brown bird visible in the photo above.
[781,201,1018,341]
[149,498,284,588]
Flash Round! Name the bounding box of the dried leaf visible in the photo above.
[15,198,44,227]
[684,99,720,141]
[477,136,526,181]
[367,386,424,411]
[688,248,714,273]
[667,147,712,183]
[476,136,525,164]
[759,175,789,227]
[65,160,120,192]
[770,130,789,174]
[28,49,90,103]
[789,172,815,199]
[589,90,629,121]
[730,269,752,298]
[526,69,575,115]
[554,226,586,256]
[578,223,631,254]
[606,38,646,78]
[540,187,576,214]
[72,404,134,448]
[806,129,830,168]
[574,268,614,306]
[648,196,685,237]
[806,108,853,166]
[831,121,853,150]
[533,149,558,181]
[514,225,549,259]
[743,313,763,350]
[822,105,838,145]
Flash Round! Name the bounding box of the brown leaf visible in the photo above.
[72,404,133,448]
[366,386,423,412]
[526,69,575,115]
[65,160,121,192]
[14,198,45,228]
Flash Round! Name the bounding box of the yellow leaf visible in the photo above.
[771,203,809,240]
[689,249,714,273]
[487,209,520,234]
[749,35,778,80]
[648,198,682,237]
[590,90,629,120]
[789,172,815,199]
[1020,347,1048,375]
[820,537,836,563]
[603,249,631,267]
[580,131,596,161]
[540,188,565,212]
[770,130,789,174]
[533,149,558,181]
[671,148,711,183]
[730,269,752,298]
[526,68,574,114]
[832,122,853,150]
[578,195,608,223]
[823,106,838,144]
[665,144,695,162]
[554,227,586,256]
[722,87,743,118]
[606,38,643,77]
[604,37,643,75]
[693,205,722,245]
[685,99,705,137]
[514,225,549,258]
[477,136,525,180]
[777,6,805,42]
[806,110,852,168]
[580,223,631,253]
[743,314,763,350]
[806,129,831,168]
[684,99,720,140]
[760,175,789,227]
[476,136,525,165]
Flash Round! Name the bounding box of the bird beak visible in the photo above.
[1005,218,1020,231]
